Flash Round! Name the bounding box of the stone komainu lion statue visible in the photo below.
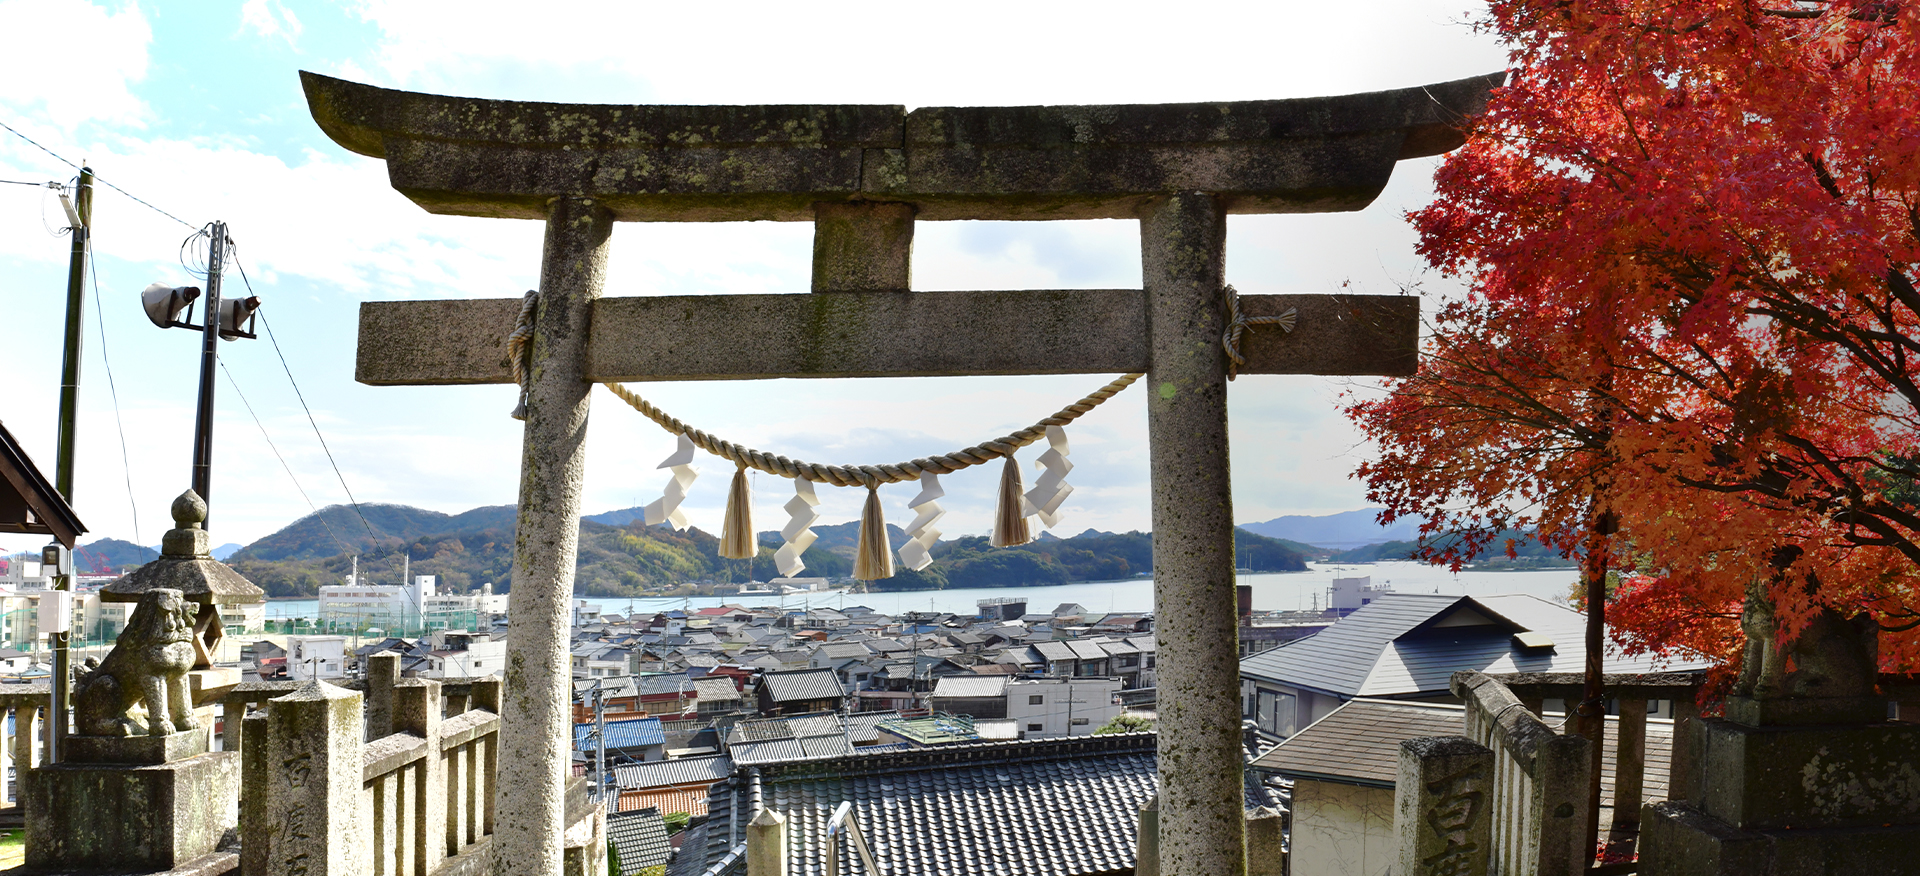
[73,588,200,737]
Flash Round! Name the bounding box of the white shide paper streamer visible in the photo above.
[896,472,948,571]
[775,478,822,577]
[642,434,699,531]
[1022,425,1073,529]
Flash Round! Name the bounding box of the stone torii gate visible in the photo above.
[301,70,1497,876]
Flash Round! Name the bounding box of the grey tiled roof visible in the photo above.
[1032,641,1077,662]
[758,669,844,703]
[1252,698,1466,786]
[1239,593,1713,698]
[608,806,671,875]
[692,676,741,702]
[930,676,1009,699]
[613,755,734,790]
[729,734,855,765]
[695,734,1161,876]
[841,711,901,746]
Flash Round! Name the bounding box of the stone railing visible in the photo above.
[237,654,605,876]
[1450,670,1592,876]
[1489,670,1704,839]
[0,683,50,812]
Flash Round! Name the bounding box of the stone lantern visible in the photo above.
[101,489,265,668]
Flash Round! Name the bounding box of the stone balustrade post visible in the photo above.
[241,680,367,876]
[367,652,399,741]
[396,678,446,876]
[1134,795,1159,876]
[1246,808,1286,876]
[746,808,787,876]
[1616,697,1648,827]
[1396,736,1494,876]
[469,677,502,713]
[13,705,38,774]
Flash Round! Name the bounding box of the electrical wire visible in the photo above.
[0,178,47,187]
[83,234,143,551]
[232,255,380,545]
[216,353,352,557]
[0,117,198,230]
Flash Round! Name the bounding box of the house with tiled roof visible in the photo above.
[612,754,734,818]
[1238,593,1712,742]
[574,716,667,763]
[754,668,844,715]
[607,806,671,876]
[677,732,1275,876]
[1252,697,1675,876]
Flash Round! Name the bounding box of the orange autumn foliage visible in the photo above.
[1349,0,1920,674]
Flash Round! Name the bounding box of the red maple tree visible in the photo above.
[1349,0,1920,673]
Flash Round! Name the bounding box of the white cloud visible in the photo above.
[238,0,302,45]
[0,0,151,131]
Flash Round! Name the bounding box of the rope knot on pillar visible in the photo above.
[506,289,539,419]
[1222,284,1297,380]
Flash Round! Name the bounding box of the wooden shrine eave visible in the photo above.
[355,290,1416,385]
[301,71,1505,222]
[0,419,85,547]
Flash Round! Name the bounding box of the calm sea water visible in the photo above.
[260,561,1578,622]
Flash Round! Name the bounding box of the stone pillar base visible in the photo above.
[23,751,239,872]
[1641,801,1920,876]
[1691,718,1920,830]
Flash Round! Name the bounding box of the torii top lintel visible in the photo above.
[300,71,1503,223]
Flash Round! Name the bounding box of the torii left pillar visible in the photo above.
[497,197,611,875]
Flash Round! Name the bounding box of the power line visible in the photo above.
[232,255,380,545]
[0,117,198,230]
[0,178,49,187]
[216,354,351,556]
[83,235,143,550]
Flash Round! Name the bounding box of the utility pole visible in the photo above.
[50,167,93,763]
[190,221,228,524]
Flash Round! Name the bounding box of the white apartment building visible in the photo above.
[1007,677,1122,739]
[424,630,507,679]
[319,574,505,634]
[287,635,349,679]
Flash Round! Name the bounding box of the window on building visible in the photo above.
[1029,695,1044,705]
[1027,723,1044,732]
[1256,689,1299,738]
[1071,718,1089,725]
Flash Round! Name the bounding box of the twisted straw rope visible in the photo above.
[1223,284,1297,380]
[506,290,539,420]
[601,374,1142,489]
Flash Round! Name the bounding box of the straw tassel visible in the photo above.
[991,454,1033,548]
[719,462,755,560]
[854,485,895,580]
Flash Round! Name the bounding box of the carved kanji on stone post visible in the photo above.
[301,70,1499,876]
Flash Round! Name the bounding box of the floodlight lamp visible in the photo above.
[141,283,201,329]
[217,295,261,341]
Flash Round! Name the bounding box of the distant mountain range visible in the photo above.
[60,504,1548,588]
[112,499,1322,598]
[1235,508,1424,549]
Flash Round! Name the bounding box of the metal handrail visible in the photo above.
[825,800,880,876]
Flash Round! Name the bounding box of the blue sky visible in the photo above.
[0,0,1509,557]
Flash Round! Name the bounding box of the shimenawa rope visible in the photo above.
[600,373,1142,488]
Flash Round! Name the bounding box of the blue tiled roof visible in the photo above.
[575,717,666,752]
